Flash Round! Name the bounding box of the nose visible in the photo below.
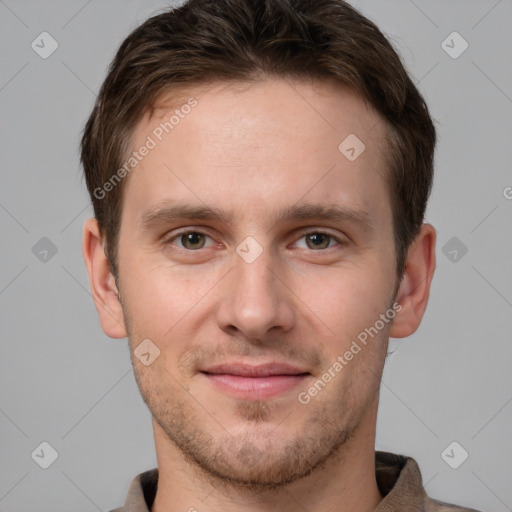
[215,246,296,341]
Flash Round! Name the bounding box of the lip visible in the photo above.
[200,362,310,400]
[201,362,309,377]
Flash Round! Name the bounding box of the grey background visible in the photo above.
[1,0,511,510]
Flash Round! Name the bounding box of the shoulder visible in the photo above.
[425,497,482,512]
[375,451,482,512]
[106,468,159,512]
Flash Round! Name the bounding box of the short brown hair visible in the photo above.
[81,0,436,281]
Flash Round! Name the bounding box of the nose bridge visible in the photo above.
[216,242,294,338]
[236,246,276,297]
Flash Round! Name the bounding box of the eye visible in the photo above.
[294,232,341,250]
[168,231,214,250]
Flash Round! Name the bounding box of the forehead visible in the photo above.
[123,77,391,229]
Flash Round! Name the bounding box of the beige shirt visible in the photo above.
[110,451,481,512]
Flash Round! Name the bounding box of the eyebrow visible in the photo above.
[272,203,372,232]
[138,203,230,230]
[137,201,373,233]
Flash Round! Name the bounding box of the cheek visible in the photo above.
[120,262,220,343]
[292,259,393,347]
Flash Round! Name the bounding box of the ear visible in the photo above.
[389,223,436,338]
[82,217,127,339]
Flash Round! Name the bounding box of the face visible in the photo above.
[115,78,399,487]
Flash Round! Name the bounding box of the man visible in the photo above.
[80,0,480,510]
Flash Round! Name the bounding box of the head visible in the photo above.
[82,0,436,490]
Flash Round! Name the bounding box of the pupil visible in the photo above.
[183,233,203,248]
[308,233,328,249]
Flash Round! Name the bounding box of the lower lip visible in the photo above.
[202,373,309,400]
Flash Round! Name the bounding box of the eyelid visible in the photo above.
[292,229,346,249]
[163,228,216,248]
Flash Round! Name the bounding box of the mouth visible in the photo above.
[199,362,311,400]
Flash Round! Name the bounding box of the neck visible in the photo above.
[151,402,383,512]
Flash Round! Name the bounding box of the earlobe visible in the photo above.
[82,218,127,339]
[389,223,436,339]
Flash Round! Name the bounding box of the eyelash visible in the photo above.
[164,229,345,251]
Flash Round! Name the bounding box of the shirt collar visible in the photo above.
[374,451,426,510]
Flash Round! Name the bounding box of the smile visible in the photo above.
[200,362,310,400]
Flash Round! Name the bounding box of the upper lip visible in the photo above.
[200,362,310,377]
